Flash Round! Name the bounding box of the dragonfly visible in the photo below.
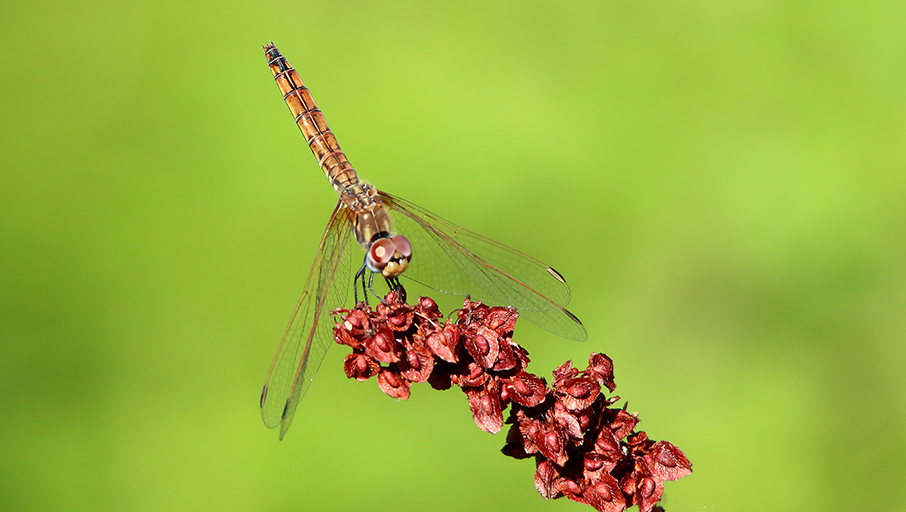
[260,42,587,439]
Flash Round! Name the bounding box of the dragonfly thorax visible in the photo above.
[346,184,391,246]
[366,234,412,278]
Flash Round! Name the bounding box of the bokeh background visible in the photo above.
[2,1,904,511]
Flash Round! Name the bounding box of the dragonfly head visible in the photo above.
[367,234,412,278]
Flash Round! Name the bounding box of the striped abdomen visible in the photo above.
[264,43,360,195]
[264,43,392,246]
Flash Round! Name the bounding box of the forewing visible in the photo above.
[260,201,355,439]
[380,192,586,341]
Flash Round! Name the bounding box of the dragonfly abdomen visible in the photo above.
[264,43,361,195]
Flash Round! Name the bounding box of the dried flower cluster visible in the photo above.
[502,357,692,512]
[333,291,691,512]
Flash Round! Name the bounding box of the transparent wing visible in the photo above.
[380,192,587,341]
[260,201,355,439]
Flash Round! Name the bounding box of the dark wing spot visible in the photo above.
[547,267,567,284]
[259,384,268,408]
[564,308,583,325]
[281,399,291,421]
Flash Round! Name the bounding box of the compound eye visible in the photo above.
[391,235,412,260]
[367,238,395,270]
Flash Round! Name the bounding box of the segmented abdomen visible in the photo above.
[264,43,359,194]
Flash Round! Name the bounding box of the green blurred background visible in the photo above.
[2,0,904,511]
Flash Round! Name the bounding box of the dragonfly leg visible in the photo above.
[354,260,369,305]
[384,276,407,303]
[367,272,383,303]
[357,259,408,305]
